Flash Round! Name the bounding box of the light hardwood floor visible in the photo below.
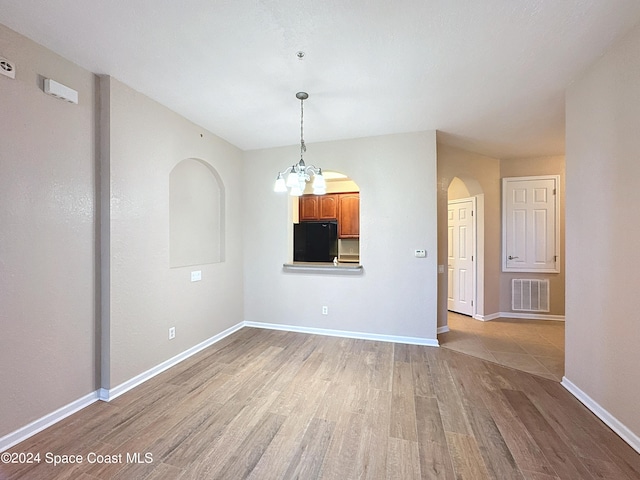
[2,328,638,479]
[439,312,565,381]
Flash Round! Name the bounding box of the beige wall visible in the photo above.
[500,156,565,316]
[566,22,640,439]
[101,77,245,388]
[0,25,98,435]
[243,132,439,341]
[436,141,502,325]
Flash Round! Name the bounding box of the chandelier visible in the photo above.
[274,92,326,196]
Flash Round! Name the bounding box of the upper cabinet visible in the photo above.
[338,193,360,238]
[299,192,359,238]
[299,194,338,221]
[319,194,338,220]
[299,195,319,220]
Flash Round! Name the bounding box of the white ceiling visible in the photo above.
[2,0,640,158]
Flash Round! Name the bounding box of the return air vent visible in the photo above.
[512,279,549,312]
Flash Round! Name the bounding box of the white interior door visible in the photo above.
[448,198,475,316]
[502,176,559,273]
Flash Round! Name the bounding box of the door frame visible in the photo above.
[447,196,478,318]
[502,175,560,273]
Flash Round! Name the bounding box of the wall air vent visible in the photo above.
[512,279,550,312]
[0,56,16,79]
[44,78,78,104]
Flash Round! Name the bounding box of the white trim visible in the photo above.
[0,391,99,453]
[244,321,439,347]
[447,197,477,318]
[472,312,564,322]
[475,194,485,317]
[474,312,500,321]
[99,322,244,401]
[437,325,450,334]
[499,312,565,321]
[562,377,640,454]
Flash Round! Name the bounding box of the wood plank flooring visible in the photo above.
[2,328,638,479]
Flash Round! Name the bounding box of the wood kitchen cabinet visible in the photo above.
[299,194,338,221]
[319,194,338,219]
[299,192,359,238]
[338,193,360,238]
[299,195,319,221]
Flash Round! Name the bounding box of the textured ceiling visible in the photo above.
[2,0,640,158]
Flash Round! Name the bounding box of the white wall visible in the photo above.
[101,77,245,389]
[565,22,640,441]
[0,24,97,436]
[243,132,438,342]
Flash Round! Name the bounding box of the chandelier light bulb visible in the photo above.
[274,174,287,192]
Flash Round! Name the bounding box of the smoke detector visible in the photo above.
[0,56,16,79]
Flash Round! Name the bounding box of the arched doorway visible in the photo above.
[446,176,485,319]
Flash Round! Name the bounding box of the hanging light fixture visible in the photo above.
[274,92,326,196]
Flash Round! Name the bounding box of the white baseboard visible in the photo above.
[499,312,565,321]
[474,313,500,321]
[244,321,439,347]
[0,391,99,453]
[471,312,565,322]
[562,377,640,454]
[437,325,450,334]
[100,321,244,401]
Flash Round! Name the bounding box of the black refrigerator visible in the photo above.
[293,221,338,262]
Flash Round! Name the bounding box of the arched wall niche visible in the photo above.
[169,158,225,267]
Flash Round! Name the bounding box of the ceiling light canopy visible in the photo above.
[274,92,326,196]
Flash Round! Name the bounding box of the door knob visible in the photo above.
[508,255,519,260]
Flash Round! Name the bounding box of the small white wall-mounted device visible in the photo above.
[0,56,16,79]
[414,249,427,258]
[44,78,78,104]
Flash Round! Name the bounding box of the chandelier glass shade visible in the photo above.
[274,92,326,196]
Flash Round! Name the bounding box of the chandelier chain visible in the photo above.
[273,91,324,196]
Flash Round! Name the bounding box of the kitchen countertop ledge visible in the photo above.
[283,262,363,274]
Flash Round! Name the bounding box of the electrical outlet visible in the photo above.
[322,306,328,315]
[169,327,176,340]
[191,270,202,282]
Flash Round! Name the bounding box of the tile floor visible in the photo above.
[438,312,565,381]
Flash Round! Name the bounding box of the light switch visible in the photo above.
[191,270,202,282]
